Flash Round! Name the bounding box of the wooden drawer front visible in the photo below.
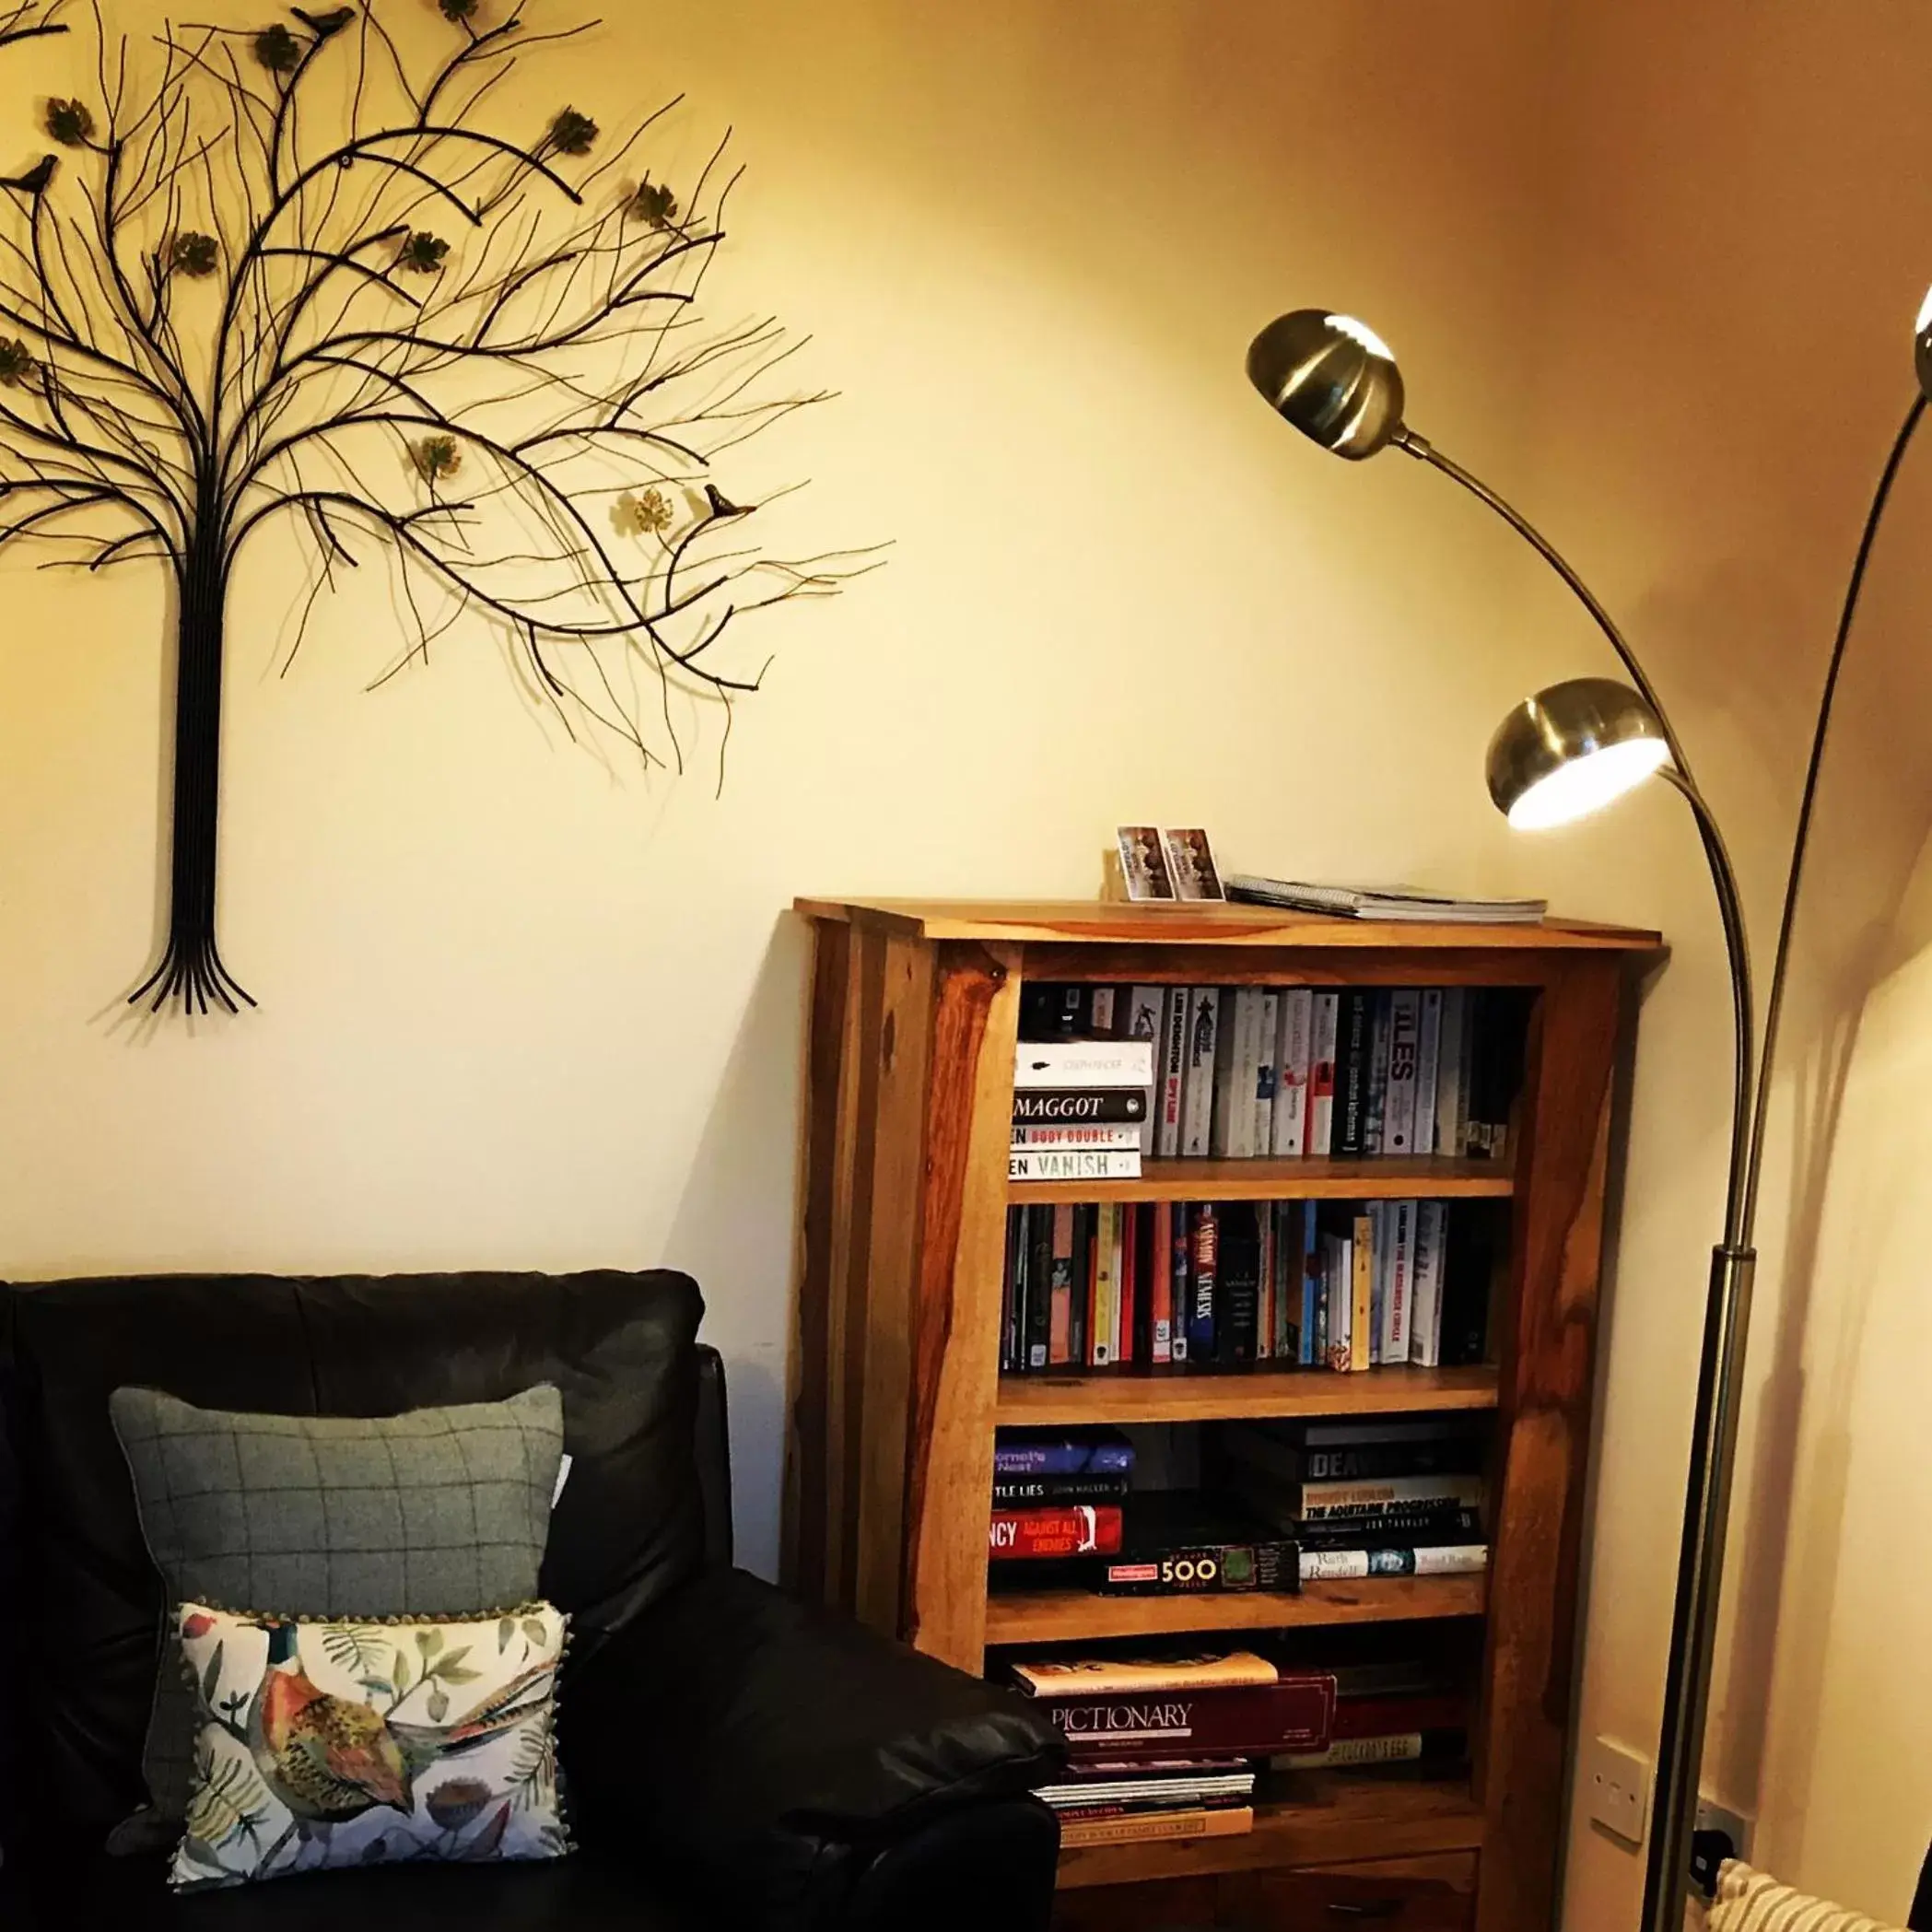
[1224,1854,1479,1932]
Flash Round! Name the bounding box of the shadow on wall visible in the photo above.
[662,914,814,1579]
[1705,436,1932,1851]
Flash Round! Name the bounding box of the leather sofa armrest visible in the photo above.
[563,1565,1062,1926]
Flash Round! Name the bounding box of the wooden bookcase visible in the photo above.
[783,898,1660,1932]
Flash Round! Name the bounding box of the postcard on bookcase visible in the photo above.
[1161,827,1225,901]
[1116,826,1177,901]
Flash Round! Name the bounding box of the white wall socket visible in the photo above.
[1587,1736,1652,1844]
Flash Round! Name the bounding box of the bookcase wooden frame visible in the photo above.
[784,898,1661,1930]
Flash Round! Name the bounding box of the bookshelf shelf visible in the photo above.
[994,1363,1501,1426]
[1055,1771,1484,1889]
[985,1573,1488,1645]
[1006,1154,1515,1206]
[789,897,1658,1930]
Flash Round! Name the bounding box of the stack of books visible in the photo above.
[1013,1648,1336,1848]
[998,1197,1493,1376]
[1223,1416,1491,1581]
[1012,1021,1153,1183]
[1274,1652,1473,1773]
[1017,982,1528,1165]
[989,1427,1132,1562]
[989,1442,1302,1601]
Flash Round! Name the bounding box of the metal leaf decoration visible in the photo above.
[0,2,874,1016]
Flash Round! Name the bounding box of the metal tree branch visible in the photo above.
[0,0,871,1015]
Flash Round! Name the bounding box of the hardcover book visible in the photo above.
[1048,1203,1075,1367]
[1091,1201,1118,1367]
[1379,1197,1417,1363]
[1168,1202,1191,1364]
[1273,987,1314,1157]
[1180,988,1221,1157]
[1332,990,1372,1156]
[1363,990,1392,1155]
[1434,987,1469,1156]
[1012,1088,1148,1125]
[1011,1649,1279,1697]
[1307,989,1340,1155]
[1409,1200,1449,1366]
[1149,1200,1174,1364]
[1292,1507,1485,1550]
[1276,1732,1468,1771]
[993,1428,1135,1476]
[1058,1808,1254,1848]
[1222,1418,1485,1485]
[1350,1210,1375,1372]
[1124,984,1165,1155]
[1253,989,1281,1156]
[1185,1202,1219,1362]
[1383,989,1423,1156]
[1216,1202,1260,1367]
[1009,1148,1142,1181]
[1298,1543,1488,1581]
[1413,988,1443,1155]
[1045,1676,1335,1760]
[1011,1124,1142,1151]
[991,1473,1130,1505]
[1025,1206,1052,1371]
[989,1504,1124,1560]
[1013,1039,1156,1090]
[1157,988,1188,1157]
[1297,1472,1486,1518]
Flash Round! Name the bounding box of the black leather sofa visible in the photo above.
[0,1270,1063,1930]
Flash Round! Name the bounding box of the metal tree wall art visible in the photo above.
[0,1,861,1014]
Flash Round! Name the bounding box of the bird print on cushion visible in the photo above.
[173,1603,570,1891]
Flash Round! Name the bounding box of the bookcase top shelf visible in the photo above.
[795,896,1662,952]
[995,1362,1499,1426]
[985,1572,1487,1645]
[1006,1154,1514,1206]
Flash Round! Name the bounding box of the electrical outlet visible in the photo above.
[1695,1796,1752,1862]
[1587,1737,1652,1845]
[1691,1795,1755,1895]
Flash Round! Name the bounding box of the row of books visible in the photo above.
[997,1199,1494,1376]
[1218,1415,1489,1580]
[1014,1641,1473,1846]
[1014,983,1528,1170]
[988,1427,1490,1587]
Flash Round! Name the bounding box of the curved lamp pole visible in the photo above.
[1247,303,1926,1932]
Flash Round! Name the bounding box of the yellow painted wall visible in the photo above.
[1524,3,1932,1925]
[3,5,1929,1917]
[0,0,1556,1576]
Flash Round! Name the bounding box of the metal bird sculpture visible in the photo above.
[0,154,55,195]
[291,6,355,35]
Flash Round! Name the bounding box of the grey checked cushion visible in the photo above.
[108,1383,564,1847]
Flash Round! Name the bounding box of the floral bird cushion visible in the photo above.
[172,1599,571,1891]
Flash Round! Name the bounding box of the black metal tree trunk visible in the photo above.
[131,500,253,1014]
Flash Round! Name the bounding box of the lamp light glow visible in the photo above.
[1916,284,1932,399]
[1486,676,1670,828]
[1325,313,1395,360]
[1503,734,1670,828]
[1247,308,1406,459]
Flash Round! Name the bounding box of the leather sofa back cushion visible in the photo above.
[0,1270,704,1838]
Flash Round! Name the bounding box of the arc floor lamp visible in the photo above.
[1247,301,1928,1932]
